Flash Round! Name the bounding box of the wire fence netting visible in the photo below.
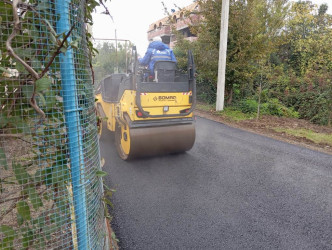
[0,0,107,249]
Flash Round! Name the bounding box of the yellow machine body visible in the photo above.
[95,50,196,160]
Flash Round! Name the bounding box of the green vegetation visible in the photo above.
[238,98,299,118]
[218,108,255,121]
[174,0,332,126]
[196,103,254,121]
[92,41,133,83]
[195,103,215,112]
[272,128,332,146]
[0,0,107,248]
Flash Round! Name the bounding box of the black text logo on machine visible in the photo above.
[153,96,177,101]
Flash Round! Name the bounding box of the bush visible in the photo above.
[265,98,299,118]
[196,78,217,104]
[296,92,330,125]
[238,99,258,114]
[238,98,299,118]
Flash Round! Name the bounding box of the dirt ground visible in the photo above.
[195,109,332,155]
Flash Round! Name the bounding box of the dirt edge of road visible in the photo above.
[194,109,332,155]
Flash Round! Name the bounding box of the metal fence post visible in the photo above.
[55,0,88,248]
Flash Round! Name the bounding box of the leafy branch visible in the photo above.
[0,188,47,222]
[5,0,74,121]
[41,26,75,77]
[6,0,39,80]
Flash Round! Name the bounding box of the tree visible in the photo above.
[92,41,132,83]
[172,0,331,125]
[177,0,289,104]
[276,1,332,124]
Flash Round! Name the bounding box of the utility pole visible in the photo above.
[114,28,118,73]
[216,0,230,111]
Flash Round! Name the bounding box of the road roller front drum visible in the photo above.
[115,118,195,160]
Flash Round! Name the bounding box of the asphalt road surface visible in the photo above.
[100,116,332,250]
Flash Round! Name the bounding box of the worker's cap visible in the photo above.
[153,36,162,42]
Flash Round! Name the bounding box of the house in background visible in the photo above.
[147,2,201,48]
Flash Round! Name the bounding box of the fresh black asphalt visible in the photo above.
[100,116,332,250]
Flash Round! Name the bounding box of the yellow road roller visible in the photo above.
[95,47,196,160]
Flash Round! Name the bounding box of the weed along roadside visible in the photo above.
[195,103,332,155]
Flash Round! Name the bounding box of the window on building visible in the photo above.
[163,36,170,45]
[181,27,196,38]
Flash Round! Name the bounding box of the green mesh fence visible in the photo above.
[0,0,107,249]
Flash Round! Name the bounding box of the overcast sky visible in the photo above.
[92,0,331,56]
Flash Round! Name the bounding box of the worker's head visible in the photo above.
[153,36,162,42]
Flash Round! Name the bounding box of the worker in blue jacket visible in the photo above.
[139,36,177,76]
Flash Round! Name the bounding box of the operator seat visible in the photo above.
[154,61,176,83]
